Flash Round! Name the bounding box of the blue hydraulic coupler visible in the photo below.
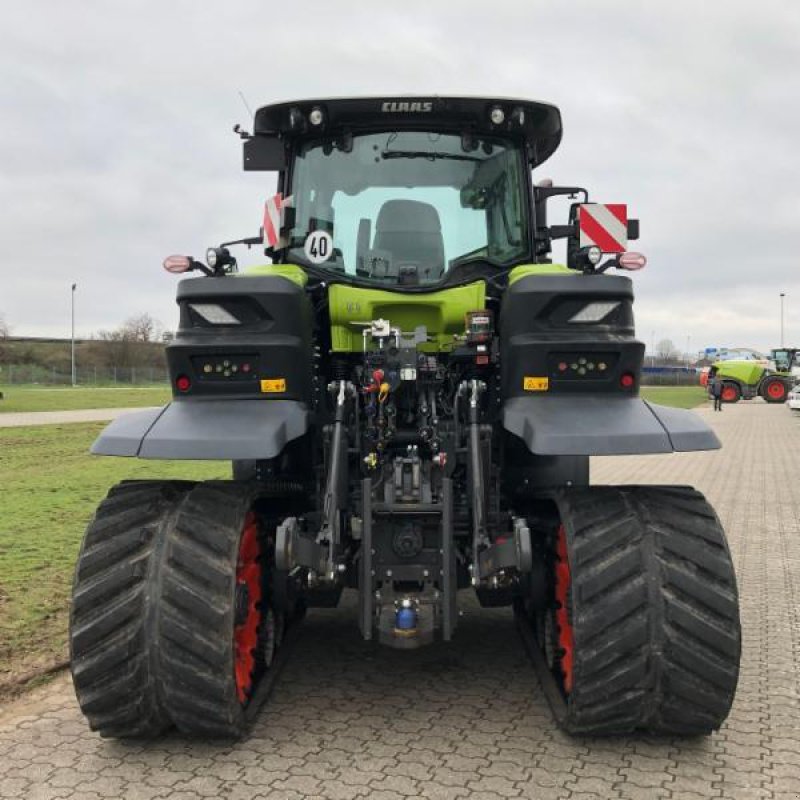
[395,606,417,631]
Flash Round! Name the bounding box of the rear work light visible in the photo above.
[188,303,241,325]
[568,302,621,324]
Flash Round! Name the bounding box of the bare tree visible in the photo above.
[0,313,10,339]
[89,313,164,369]
[122,313,162,343]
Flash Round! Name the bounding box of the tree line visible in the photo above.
[0,312,168,372]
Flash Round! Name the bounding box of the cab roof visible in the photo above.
[252,96,562,167]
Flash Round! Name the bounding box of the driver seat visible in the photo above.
[372,200,445,280]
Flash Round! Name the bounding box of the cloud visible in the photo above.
[1,0,798,352]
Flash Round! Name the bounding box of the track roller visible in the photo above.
[518,485,741,736]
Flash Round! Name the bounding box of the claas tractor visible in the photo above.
[705,348,799,403]
[69,96,740,739]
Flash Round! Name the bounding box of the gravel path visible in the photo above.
[0,408,158,428]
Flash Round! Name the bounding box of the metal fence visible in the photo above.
[640,367,702,386]
[0,364,170,386]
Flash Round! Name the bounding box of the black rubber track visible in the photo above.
[156,481,281,738]
[539,485,741,736]
[69,480,195,738]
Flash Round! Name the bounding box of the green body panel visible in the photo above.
[242,263,308,287]
[328,282,486,352]
[508,263,574,284]
[713,360,767,386]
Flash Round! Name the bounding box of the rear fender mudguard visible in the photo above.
[502,395,719,456]
[91,399,310,460]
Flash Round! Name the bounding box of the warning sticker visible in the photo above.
[578,204,628,253]
[304,230,334,264]
[523,376,549,392]
[260,378,286,393]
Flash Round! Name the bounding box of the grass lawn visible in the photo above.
[640,386,707,409]
[0,423,225,688]
[0,385,171,413]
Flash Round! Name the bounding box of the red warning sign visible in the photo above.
[263,193,283,248]
[578,204,628,253]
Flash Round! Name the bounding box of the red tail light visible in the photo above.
[620,372,635,389]
[176,375,192,392]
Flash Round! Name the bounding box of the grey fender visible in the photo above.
[91,399,310,460]
[502,395,719,456]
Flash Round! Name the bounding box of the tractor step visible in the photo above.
[517,485,741,736]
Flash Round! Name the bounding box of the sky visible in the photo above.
[1,0,799,354]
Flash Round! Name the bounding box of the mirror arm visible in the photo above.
[547,224,577,240]
[220,235,263,249]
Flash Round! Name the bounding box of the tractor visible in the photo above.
[705,348,799,403]
[69,96,740,739]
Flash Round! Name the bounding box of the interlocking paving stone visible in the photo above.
[1,402,799,799]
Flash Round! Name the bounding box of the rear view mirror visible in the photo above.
[243,136,287,171]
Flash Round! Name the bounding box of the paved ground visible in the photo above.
[1,402,798,800]
[0,408,158,428]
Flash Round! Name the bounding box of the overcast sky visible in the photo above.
[2,0,798,354]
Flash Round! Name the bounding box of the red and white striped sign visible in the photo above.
[578,204,628,253]
[263,193,283,248]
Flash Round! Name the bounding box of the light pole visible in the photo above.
[686,335,691,369]
[780,293,785,348]
[71,283,77,387]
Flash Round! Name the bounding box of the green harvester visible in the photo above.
[708,348,799,403]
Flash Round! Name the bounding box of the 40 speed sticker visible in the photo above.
[304,230,334,264]
[523,376,549,391]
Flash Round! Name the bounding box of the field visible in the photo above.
[0,423,225,691]
[0,385,170,413]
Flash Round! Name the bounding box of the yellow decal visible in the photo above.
[523,376,549,392]
[260,378,286,393]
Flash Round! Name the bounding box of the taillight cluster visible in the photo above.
[190,355,259,381]
[556,357,610,376]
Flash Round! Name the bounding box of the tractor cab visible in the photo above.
[239,96,636,284]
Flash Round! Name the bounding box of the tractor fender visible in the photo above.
[91,399,310,460]
[502,395,719,456]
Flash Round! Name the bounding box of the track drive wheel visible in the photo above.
[157,481,281,737]
[761,377,787,403]
[538,486,741,735]
[69,480,195,738]
[720,382,741,403]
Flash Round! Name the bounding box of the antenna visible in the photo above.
[238,90,254,119]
